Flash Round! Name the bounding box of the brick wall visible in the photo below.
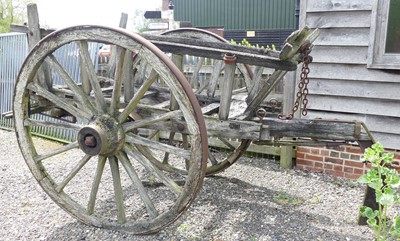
[295,145,400,180]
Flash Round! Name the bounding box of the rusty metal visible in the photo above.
[279,41,312,120]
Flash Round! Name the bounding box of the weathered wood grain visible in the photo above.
[305,0,374,12]
[311,46,368,64]
[307,95,400,118]
[306,11,371,28]
[307,78,400,101]
[314,28,370,46]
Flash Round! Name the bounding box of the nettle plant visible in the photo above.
[358,142,400,240]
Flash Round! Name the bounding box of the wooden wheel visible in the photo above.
[160,28,253,175]
[13,25,207,234]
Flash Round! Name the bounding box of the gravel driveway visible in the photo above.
[0,128,372,240]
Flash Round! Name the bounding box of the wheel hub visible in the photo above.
[77,116,125,156]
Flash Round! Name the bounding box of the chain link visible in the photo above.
[278,42,312,120]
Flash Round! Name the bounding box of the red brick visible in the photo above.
[344,160,365,168]
[305,154,324,162]
[324,169,344,177]
[330,151,340,158]
[350,154,361,161]
[321,150,330,156]
[296,152,305,159]
[311,148,320,155]
[334,165,343,172]
[344,173,362,180]
[315,162,323,168]
[344,167,354,173]
[296,159,314,167]
[354,168,364,175]
[324,163,333,170]
[325,157,343,164]
[297,147,311,153]
[345,146,363,154]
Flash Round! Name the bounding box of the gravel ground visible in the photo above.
[0,128,373,240]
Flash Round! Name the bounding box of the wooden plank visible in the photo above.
[218,60,236,120]
[306,11,371,28]
[305,111,400,135]
[311,46,368,64]
[306,0,374,12]
[308,63,399,82]
[307,95,400,118]
[307,78,400,101]
[260,117,370,141]
[141,34,298,70]
[314,28,370,46]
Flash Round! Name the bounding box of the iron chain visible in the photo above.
[278,42,312,120]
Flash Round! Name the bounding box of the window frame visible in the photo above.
[367,0,400,69]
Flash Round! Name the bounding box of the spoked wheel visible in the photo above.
[13,25,207,234]
[160,28,253,175]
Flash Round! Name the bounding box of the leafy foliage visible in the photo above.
[230,38,276,51]
[0,0,34,33]
[358,142,400,240]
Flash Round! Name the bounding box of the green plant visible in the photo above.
[358,142,400,240]
[230,38,276,51]
[273,190,305,205]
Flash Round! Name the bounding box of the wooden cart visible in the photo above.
[9,18,377,234]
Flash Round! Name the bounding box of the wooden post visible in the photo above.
[280,70,297,168]
[219,54,236,120]
[27,3,52,89]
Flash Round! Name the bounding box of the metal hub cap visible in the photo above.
[77,116,125,156]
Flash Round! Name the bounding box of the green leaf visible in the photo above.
[367,217,378,230]
[358,174,369,184]
[377,188,395,206]
[390,216,400,237]
[368,179,383,190]
[360,206,377,219]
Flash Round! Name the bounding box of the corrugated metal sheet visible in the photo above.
[0,33,28,129]
[0,32,100,142]
[174,0,297,30]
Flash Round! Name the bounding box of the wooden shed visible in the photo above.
[299,0,400,150]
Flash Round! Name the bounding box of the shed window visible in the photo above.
[368,0,400,69]
[385,0,400,53]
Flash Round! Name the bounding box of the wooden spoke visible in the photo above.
[162,132,176,164]
[109,48,127,116]
[78,40,107,114]
[124,145,182,196]
[108,156,126,224]
[46,54,96,115]
[27,82,91,120]
[217,136,236,151]
[125,134,191,159]
[55,155,92,192]
[117,152,159,218]
[122,110,181,132]
[24,118,82,131]
[117,69,158,123]
[87,156,106,215]
[207,60,224,97]
[136,145,189,175]
[34,141,79,163]
[208,152,218,166]
[124,54,142,103]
